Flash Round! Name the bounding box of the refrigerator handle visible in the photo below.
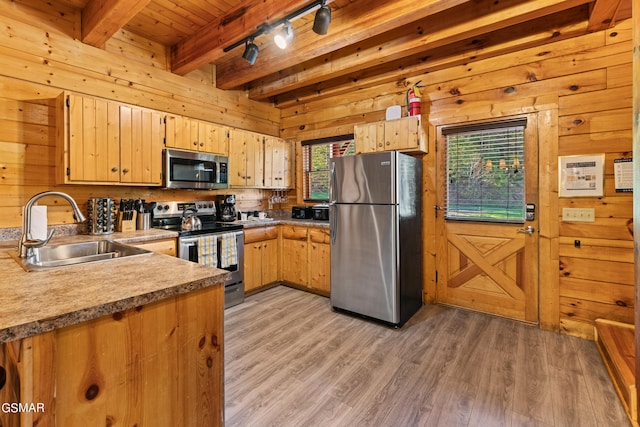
[329,161,337,203]
[330,204,337,244]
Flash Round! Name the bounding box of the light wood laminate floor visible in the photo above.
[224,286,629,427]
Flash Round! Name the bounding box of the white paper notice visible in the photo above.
[29,205,48,240]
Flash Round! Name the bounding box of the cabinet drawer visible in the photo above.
[309,228,330,244]
[130,238,176,256]
[244,226,278,244]
[281,226,308,241]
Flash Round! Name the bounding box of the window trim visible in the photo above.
[302,134,354,202]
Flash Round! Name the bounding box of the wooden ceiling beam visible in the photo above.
[248,0,591,101]
[587,0,624,31]
[215,0,474,90]
[170,0,312,75]
[276,10,590,111]
[81,0,152,47]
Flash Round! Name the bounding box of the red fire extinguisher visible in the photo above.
[406,81,423,117]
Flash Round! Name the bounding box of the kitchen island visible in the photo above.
[0,230,228,426]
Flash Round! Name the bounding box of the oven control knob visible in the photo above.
[163,205,170,211]
[208,203,214,208]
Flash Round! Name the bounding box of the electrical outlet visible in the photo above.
[562,208,595,222]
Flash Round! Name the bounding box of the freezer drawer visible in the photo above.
[330,204,399,323]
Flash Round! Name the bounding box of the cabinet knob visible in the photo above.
[386,141,391,146]
[111,166,119,173]
[378,143,383,147]
[193,141,198,146]
[122,168,129,174]
[199,142,204,147]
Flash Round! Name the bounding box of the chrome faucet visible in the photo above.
[19,191,86,258]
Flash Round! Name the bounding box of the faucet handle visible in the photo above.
[23,228,55,249]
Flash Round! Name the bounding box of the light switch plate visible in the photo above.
[562,207,595,222]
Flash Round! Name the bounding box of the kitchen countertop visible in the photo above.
[0,228,229,344]
[236,211,329,229]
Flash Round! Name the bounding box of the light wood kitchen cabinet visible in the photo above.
[56,92,163,186]
[244,227,279,293]
[129,237,177,256]
[309,228,331,294]
[0,340,24,427]
[281,226,309,286]
[164,114,229,155]
[354,115,427,154]
[229,129,264,187]
[263,137,294,189]
[0,286,223,426]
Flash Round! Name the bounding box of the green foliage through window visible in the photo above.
[303,137,355,201]
[446,124,525,222]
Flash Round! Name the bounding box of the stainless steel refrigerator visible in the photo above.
[329,151,422,326]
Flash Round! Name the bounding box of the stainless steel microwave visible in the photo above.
[163,148,229,190]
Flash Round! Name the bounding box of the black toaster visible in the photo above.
[292,206,313,219]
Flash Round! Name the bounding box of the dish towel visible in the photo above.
[198,235,218,268]
[220,233,238,268]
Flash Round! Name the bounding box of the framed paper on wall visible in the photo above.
[558,154,605,197]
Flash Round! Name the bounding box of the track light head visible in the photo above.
[274,21,294,49]
[242,39,259,65]
[313,3,331,35]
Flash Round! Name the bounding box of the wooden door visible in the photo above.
[261,239,279,285]
[309,228,330,293]
[354,121,383,154]
[199,122,228,155]
[281,226,308,286]
[120,106,163,185]
[384,116,420,151]
[165,114,195,151]
[67,94,120,183]
[245,131,264,188]
[435,115,539,322]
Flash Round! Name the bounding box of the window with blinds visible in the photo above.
[444,119,526,222]
[302,135,355,201]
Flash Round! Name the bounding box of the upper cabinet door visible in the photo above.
[199,121,229,155]
[264,137,293,189]
[354,116,427,154]
[120,105,163,185]
[165,114,193,151]
[62,93,120,183]
[57,92,163,186]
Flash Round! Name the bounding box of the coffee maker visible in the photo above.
[215,194,237,222]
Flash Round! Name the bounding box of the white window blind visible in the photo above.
[444,119,526,222]
[302,135,355,201]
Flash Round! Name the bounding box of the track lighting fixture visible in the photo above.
[274,21,294,49]
[313,1,331,35]
[242,38,259,64]
[223,0,332,65]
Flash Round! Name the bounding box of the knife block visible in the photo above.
[117,211,137,232]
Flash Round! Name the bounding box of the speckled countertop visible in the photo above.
[236,210,329,229]
[0,228,229,344]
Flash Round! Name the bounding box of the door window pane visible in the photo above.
[446,124,525,222]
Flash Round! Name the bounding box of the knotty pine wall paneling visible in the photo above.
[0,1,278,228]
[281,20,634,338]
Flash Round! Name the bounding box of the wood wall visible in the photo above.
[0,1,281,228]
[282,20,634,338]
[0,1,634,338]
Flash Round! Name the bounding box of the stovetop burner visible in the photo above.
[152,201,243,236]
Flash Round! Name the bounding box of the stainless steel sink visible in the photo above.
[11,240,152,271]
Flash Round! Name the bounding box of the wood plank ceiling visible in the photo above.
[67,0,632,107]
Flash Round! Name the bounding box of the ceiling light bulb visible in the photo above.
[274,21,293,49]
[242,39,259,65]
[313,4,331,35]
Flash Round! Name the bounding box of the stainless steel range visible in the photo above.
[152,200,244,308]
